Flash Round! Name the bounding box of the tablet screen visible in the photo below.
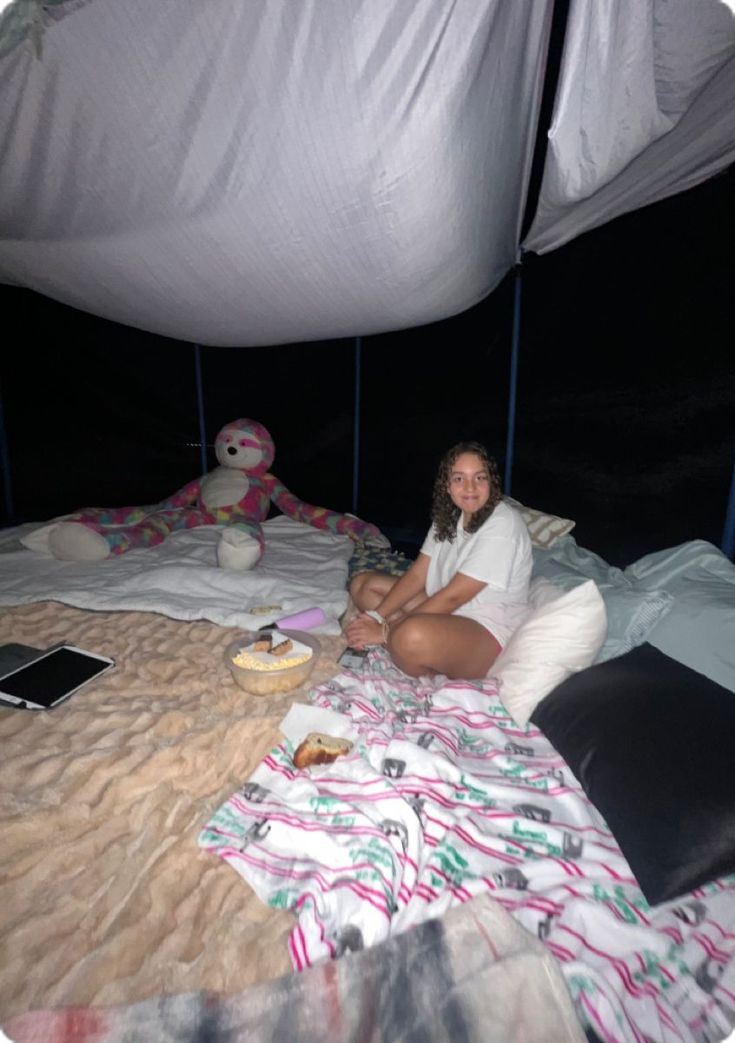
[0,647,112,707]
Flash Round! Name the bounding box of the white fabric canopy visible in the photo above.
[0,0,733,347]
[0,0,551,346]
[524,0,735,253]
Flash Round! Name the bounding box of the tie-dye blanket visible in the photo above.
[200,648,735,1043]
[2,894,586,1043]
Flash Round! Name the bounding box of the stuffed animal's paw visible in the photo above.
[19,517,75,555]
[217,528,262,571]
[48,522,111,561]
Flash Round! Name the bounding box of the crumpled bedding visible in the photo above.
[0,517,354,634]
[2,893,586,1043]
[200,646,735,1043]
[0,599,346,1021]
[4,589,734,1042]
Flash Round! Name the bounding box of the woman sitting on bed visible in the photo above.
[345,441,532,679]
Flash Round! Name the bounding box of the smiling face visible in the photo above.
[447,452,491,524]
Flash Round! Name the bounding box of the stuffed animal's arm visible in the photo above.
[154,477,203,512]
[267,477,384,542]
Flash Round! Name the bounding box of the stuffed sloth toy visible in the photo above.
[46,418,386,570]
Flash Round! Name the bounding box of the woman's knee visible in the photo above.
[350,571,379,606]
[349,572,367,603]
[388,616,430,660]
[350,571,395,610]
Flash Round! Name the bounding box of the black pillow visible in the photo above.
[530,642,735,907]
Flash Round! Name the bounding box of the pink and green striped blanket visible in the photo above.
[199,648,735,1043]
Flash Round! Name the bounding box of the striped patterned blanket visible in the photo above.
[199,647,735,1043]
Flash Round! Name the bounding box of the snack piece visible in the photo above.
[252,636,273,652]
[270,638,293,657]
[231,647,312,671]
[293,732,353,769]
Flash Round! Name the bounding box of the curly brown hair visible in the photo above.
[431,441,502,542]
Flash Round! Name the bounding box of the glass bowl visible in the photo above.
[224,629,321,697]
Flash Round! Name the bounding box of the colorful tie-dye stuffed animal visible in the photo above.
[47,418,386,569]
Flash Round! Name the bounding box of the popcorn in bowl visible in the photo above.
[225,630,320,695]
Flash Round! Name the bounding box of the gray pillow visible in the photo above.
[531,537,673,664]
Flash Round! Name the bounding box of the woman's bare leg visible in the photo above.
[349,571,398,611]
[388,613,501,680]
[349,573,500,677]
[349,571,428,616]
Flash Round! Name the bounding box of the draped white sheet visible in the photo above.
[523,0,735,253]
[0,0,733,346]
[0,0,552,346]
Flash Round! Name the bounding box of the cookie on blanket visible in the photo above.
[293,732,353,769]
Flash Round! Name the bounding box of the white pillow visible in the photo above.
[503,496,575,549]
[490,578,607,727]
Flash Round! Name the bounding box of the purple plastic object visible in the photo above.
[262,607,326,632]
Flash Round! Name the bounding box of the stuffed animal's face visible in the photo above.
[214,419,275,475]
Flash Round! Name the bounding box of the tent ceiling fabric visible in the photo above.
[1,1,733,348]
[0,0,94,61]
[524,0,735,254]
[0,0,552,347]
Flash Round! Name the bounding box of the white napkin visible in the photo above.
[240,631,313,665]
[279,703,359,743]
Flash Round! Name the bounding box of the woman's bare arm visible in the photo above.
[411,571,486,615]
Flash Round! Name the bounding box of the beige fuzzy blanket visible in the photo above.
[0,601,346,1020]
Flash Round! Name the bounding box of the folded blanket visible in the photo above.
[2,894,585,1043]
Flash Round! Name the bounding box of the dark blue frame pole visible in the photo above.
[352,336,362,515]
[0,378,15,524]
[722,455,735,560]
[504,259,523,496]
[194,344,208,475]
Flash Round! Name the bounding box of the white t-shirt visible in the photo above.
[419,500,532,646]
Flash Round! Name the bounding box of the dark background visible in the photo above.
[1,163,733,566]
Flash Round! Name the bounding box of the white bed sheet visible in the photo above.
[0,516,352,634]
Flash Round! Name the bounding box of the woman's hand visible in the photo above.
[344,612,385,650]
